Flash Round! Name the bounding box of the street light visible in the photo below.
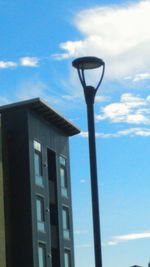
[72,56,105,267]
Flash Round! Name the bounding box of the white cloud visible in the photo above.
[80,132,89,138]
[74,229,88,235]
[107,230,150,246]
[96,93,150,125]
[76,243,92,248]
[53,41,83,60]
[80,128,150,138]
[117,128,150,137]
[0,57,39,70]
[80,130,116,138]
[20,57,39,67]
[62,91,109,104]
[62,94,80,101]
[80,179,86,184]
[56,0,150,81]
[0,61,17,69]
[106,241,118,246]
[95,95,110,103]
[125,72,150,82]
[133,72,150,82]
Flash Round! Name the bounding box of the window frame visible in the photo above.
[38,242,47,267]
[34,140,43,187]
[62,205,70,240]
[64,248,71,267]
[59,156,68,198]
[36,195,45,232]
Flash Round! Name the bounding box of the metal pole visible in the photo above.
[84,86,102,267]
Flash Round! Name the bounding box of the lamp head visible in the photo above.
[72,56,104,70]
[72,56,105,96]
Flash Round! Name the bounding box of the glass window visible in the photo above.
[36,196,45,232]
[38,243,46,267]
[64,250,71,267]
[62,206,70,239]
[59,156,65,166]
[34,140,41,152]
[59,157,68,198]
[34,140,43,186]
[34,151,42,177]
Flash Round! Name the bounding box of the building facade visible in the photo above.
[0,98,80,267]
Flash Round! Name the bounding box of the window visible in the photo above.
[36,196,45,232]
[34,140,41,152]
[64,249,71,267]
[34,140,43,186]
[59,156,68,198]
[62,206,70,239]
[38,243,46,267]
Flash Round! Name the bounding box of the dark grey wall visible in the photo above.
[28,109,75,267]
[1,108,33,267]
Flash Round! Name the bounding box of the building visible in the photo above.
[0,98,80,267]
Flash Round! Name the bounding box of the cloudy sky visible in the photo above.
[1,1,150,267]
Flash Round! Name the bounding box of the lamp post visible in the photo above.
[72,57,105,267]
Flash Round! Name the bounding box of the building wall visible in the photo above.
[1,107,75,267]
[1,108,33,267]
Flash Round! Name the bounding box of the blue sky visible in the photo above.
[1,0,150,267]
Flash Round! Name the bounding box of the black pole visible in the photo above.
[84,86,102,267]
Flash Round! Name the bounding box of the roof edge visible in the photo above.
[0,98,80,136]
